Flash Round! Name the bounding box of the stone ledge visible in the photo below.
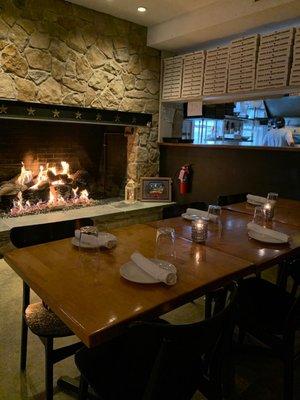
[0,201,173,257]
[0,201,172,231]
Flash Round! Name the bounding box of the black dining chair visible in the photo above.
[236,277,300,400]
[75,285,238,400]
[10,218,93,400]
[277,257,300,297]
[290,260,300,298]
[217,193,247,207]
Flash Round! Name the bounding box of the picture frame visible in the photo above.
[140,177,172,202]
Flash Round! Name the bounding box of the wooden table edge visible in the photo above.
[4,245,254,348]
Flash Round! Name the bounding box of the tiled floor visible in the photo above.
[0,258,299,399]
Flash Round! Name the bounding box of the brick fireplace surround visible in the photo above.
[0,0,164,254]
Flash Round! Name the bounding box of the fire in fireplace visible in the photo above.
[2,152,96,217]
[0,118,128,217]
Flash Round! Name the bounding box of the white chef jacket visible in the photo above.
[263,128,294,147]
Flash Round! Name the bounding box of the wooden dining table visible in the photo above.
[5,205,300,349]
[223,199,300,227]
[148,210,300,269]
[5,223,254,348]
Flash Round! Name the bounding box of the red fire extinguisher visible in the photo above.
[178,164,191,195]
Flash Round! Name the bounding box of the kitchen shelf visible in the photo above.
[158,142,300,152]
[160,85,300,105]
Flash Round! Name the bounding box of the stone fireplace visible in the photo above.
[0,101,166,255]
[0,0,160,188]
[0,0,165,254]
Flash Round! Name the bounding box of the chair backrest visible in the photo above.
[128,285,237,400]
[285,294,300,334]
[10,218,93,248]
[218,193,247,207]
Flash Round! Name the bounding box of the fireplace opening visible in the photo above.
[0,119,127,217]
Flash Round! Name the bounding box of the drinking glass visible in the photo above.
[207,204,222,234]
[155,227,175,260]
[78,226,101,284]
[253,206,265,225]
[208,205,222,223]
[267,192,278,204]
[208,205,222,218]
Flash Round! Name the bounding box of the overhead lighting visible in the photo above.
[137,6,147,13]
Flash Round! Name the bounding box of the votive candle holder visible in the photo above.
[263,201,275,221]
[191,218,208,244]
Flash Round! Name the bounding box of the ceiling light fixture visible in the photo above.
[137,6,147,13]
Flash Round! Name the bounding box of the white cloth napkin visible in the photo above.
[186,208,218,222]
[75,230,117,249]
[247,222,289,242]
[247,194,267,204]
[131,252,177,285]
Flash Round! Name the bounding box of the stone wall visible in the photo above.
[0,0,160,181]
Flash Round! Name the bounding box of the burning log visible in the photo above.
[0,160,94,216]
[0,181,28,196]
[47,169,59,182]
[59,174,72,185]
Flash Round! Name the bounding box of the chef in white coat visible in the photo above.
[263,117,294,147]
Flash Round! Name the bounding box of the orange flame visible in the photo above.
[17,162,33,186]
[10,160,92,216]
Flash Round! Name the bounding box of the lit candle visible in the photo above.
[263,201,274,221]
[191,218,208,243]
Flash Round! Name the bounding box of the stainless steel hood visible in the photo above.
[264,96,300,118]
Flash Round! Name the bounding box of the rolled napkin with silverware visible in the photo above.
[247,194,268,205]
[186,208,218,222]
[75,230,117,249]
[247,222,289,243]
[131,252,177,285]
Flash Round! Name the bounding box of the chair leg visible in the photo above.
[205,293,213,319]
[238,327,246,345]
[277,261,288,289]
[20,282,30,371]
[213,289,227,316]
[291,281,298,298]
[45,337,54,400]
[20,317,28,371]
[283,353,294,400]
[79,375,89,400]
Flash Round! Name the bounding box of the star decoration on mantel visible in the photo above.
[75,111,82,119]
[27,107,36,116]
[0,104,8,114]
[115,115,120,123]
[52,109,60,118]
[96,113,102,121]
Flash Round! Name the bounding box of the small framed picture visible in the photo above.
[140,177,172,202]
